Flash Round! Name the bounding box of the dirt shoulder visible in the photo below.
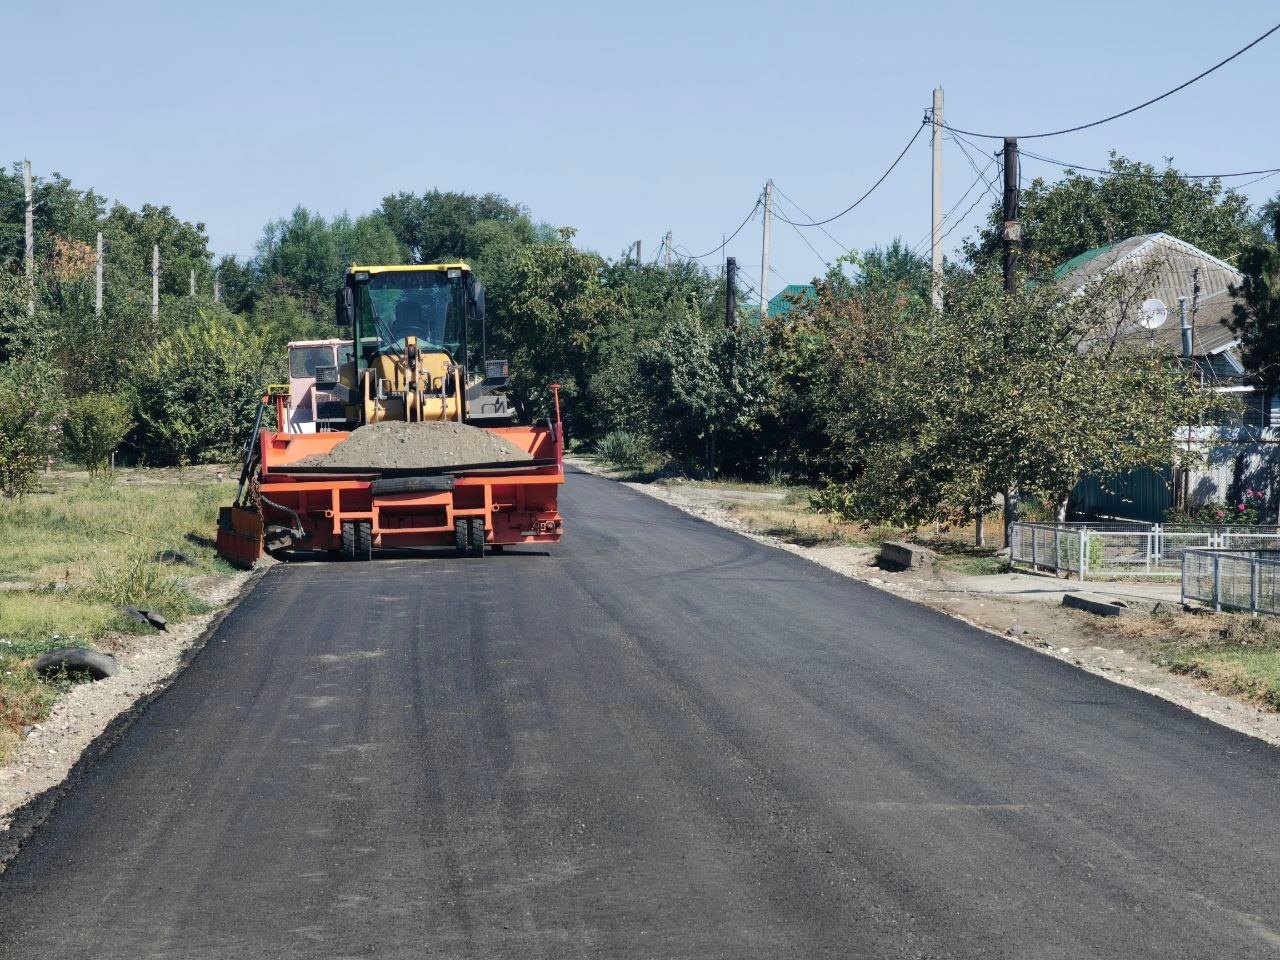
[566,458,1280,748]
[0,568,257,827]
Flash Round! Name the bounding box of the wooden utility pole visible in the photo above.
[23,159,34,316]
[930,88,944,311]
[1002,137,1020,293]
[664,230,672,272]
[95,232,104,320]
[759,180,773,320]
[151,244,160,321]
[725,257,738,328]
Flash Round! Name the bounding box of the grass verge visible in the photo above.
[0,471,235,760]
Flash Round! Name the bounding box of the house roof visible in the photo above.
[1053,232,1243,357]
[767,284,816,317]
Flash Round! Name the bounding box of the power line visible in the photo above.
[1017,148,1280,181]
[943,20,1280,140]
[674,198,762,260]
[770,193,832,269]
[771,122,928,227]
[909,157,998,259]
[770,183,852,255]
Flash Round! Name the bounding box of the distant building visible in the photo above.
[766,284,816,318]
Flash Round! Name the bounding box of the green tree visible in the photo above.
[379,190,538,264]
[1230,210,1280,388]
[62,393,133,474]
[0,359,64,497]
[255,207,405,304]
[966,155,1253,270]
[131,306,278,465]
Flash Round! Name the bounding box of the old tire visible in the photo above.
[356,521,373,561]
[33,647,118,681]
[371,475,455,496]
[454,518,468,557]
[468,517,486,557]
[341,521,357,561]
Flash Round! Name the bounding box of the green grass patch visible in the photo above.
[0,471,235,760]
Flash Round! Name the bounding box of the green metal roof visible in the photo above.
[1052,242,1120,280]
[767,284,816,317]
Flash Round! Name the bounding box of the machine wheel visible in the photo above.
[371,475,455,496]
[340,521,357,561]
[356,521,373,561]
[454,518,469,557]
[467,517,486,557]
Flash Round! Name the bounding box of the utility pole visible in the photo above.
[1001,137,1020,293]
[151,244,160,322]
[95,232,104,320]
[664,230,672,272]
[634,239,642,267]
[759,179,773,320]
[213,271,223,303]
[23,159,34,317]
[189,268,196,297]
[725,257,738,328]
[930,88,944,311]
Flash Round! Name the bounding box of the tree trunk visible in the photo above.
[975,509,985,547]
[1003,487,1019,547]
[1056,496,1069,523]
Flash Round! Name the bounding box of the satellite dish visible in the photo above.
[1139,297,1168,329]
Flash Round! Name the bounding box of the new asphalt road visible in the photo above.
[2,470,1279,958]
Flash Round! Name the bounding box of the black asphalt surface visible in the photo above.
[3,471,1280,959]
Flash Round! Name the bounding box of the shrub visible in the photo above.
[0,360,64,498]
[595,430,651,472]
[62,393,133,474]
[131,307,278,465]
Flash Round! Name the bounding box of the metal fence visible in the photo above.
[1010,522,1280,580]
[1182,549,1280,614]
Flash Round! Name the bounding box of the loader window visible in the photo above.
[289,346,337,378]
[355,272,461,360]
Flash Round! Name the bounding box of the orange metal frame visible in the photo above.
[217,386,564,565]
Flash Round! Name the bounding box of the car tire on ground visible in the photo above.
[341,521,357,561]
[454,518,469,557]
[468,517,486,557]
[356,521,373,560]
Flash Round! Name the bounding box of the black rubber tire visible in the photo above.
[468,517,486,557]
[341,521,357,561]
[356,521,373,561]
[371,475,455,496]
[32,647,118,681]
[454,518,469,557]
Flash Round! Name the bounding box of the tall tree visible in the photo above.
[379,190,537,265]
[1231,210,1280,389]
[966,154,1253,271]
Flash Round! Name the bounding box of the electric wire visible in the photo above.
[770,193,832,270]
[673,198,761,260]
[770,122,928,227]
[769,183,853,255]
[942,20,1280,140]
[1017,148,1280,181]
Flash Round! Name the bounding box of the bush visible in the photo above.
[0,360,64,498]
[131,307,278,465]
[595,430,651,472]
[62,393,133,473]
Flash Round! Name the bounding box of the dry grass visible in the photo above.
[0,471,236,759]
[1098,612,1280,710]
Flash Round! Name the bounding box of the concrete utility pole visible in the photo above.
[213,271,223,303]
[759,180,774,320]
[930,87,944,311]
[664,230,672,272]
[95,232,104,320]
[151,244,160,321]
[189,268,196,297]
[23,159,34,316]
[725,257,738,328]
[1002,137,1020,293]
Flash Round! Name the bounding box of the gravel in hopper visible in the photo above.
[293,421,534,471]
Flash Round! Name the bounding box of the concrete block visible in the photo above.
[1062,592,1138,618]
[878,541,936,571]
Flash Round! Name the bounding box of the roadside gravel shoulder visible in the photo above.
[0,566,262,834]
[565,459,1280,748]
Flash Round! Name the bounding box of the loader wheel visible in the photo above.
[454,518,469,557]
[467,517,486,557]
[341,521,357,561]
[356,521,373,561]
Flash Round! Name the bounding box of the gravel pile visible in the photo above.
[294,421,533,471]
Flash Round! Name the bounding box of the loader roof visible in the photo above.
[347,262,471,275]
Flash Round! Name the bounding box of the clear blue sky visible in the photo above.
[7,0,1280,299]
